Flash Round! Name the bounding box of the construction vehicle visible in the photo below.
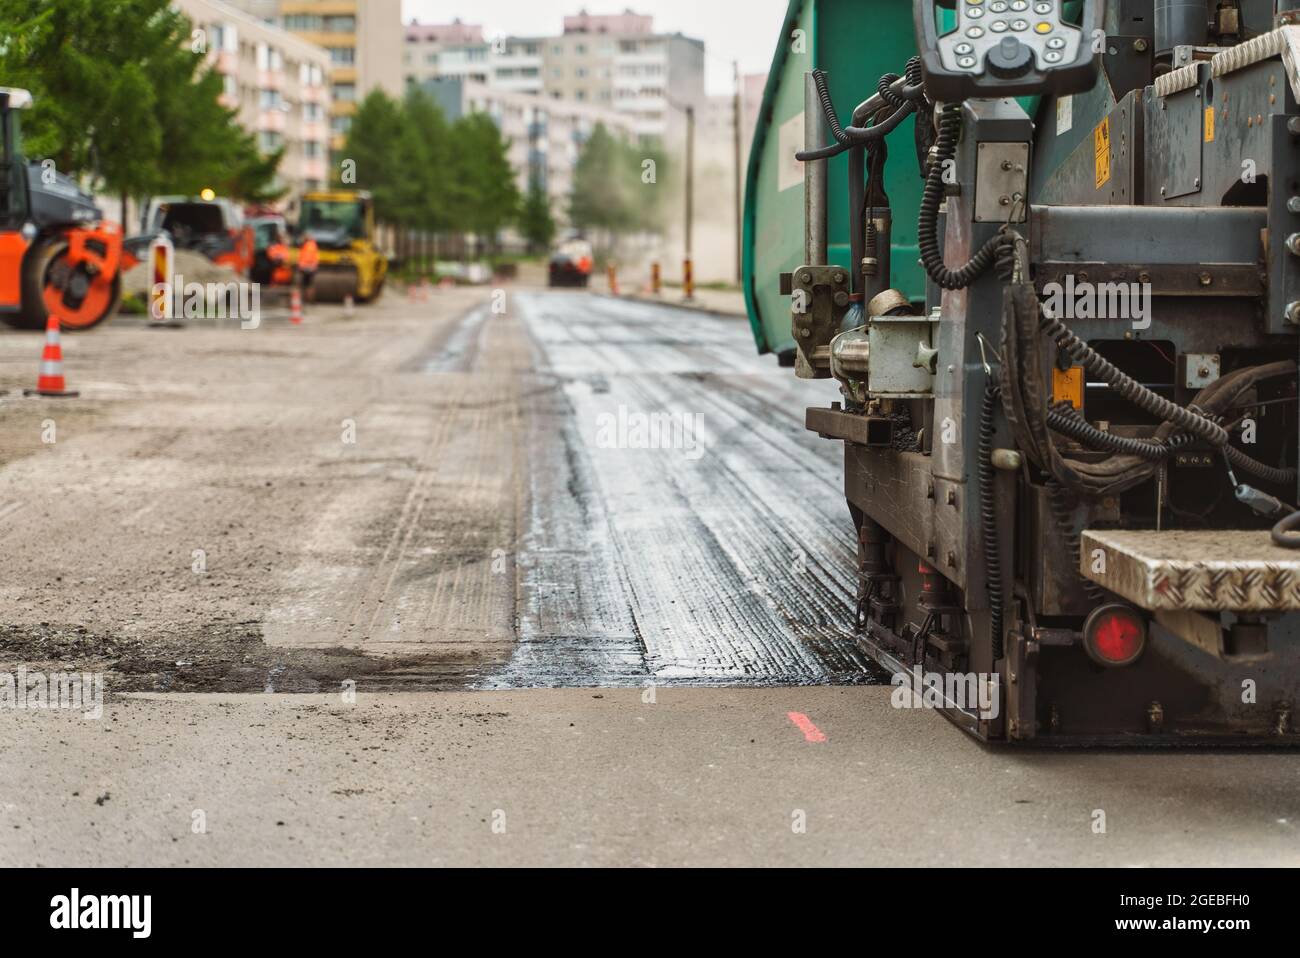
[0,88,133,331]
[141,195,255,276]
[296,190,387,303]
[745,0,1300,744]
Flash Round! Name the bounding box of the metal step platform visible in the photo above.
[1082,529,1300,612]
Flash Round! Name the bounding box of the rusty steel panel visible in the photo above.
[1082,529,1300,611]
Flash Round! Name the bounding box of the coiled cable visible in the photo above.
[979,379,1006,659]
[1047,479,1105,603]
[917,104,1010,289]
[1045,403,1193,462]
[1039,311,1296,483]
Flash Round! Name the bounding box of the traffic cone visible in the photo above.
[343,294,355,318]
[290,287,303,325]
[25,315,79,398]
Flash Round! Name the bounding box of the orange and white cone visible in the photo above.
[290,287,303,325]
[26,314,79,398]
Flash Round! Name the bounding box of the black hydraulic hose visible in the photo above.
[1040,311,1228,446]
[1273,509,1300,548]
[1047,479,1105,602]
[917,104,1008,289]
[795,68,922,162]
[1045,403,1194,462]
[979,379,1006,660]
[1040,310,1298,483]
[1226,445,1297,486]
[796,99,917,161]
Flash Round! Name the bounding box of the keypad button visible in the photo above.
[1047,36,1066,49]
[966,25,985,37]
[990,19,1009,32]
[1044,50,1062,63]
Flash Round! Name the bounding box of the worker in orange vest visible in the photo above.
[267,231,290,285]
[297,235,320,303]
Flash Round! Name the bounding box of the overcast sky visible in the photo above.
[402,0,790,95]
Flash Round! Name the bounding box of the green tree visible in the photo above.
[401,88,453,233]
[338,90,410,224]
[570,124,666,247]
[448,112,520,250]
[0,0,281,205]
[519,182,556,253]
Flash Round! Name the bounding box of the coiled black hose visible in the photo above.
[1045,403,1192,462]
[1047,479,1105,602]
[1225,445,1297,486]
[795,68,924,161]
[979,380,1006,660]
[1039,311,1297,483]
[1039,312,1228,447]
[918,104,1009,289]
[876,72,903,108]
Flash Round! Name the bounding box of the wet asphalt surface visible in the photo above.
[492,292,878,688]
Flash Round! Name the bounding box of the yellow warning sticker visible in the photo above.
[1204,106,1215,142]
[1093,118,1111,190]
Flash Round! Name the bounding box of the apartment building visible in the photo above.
[225,0,405,149]
[424,76,637,224]
[404,10,705,146]
[173,0,332,198]
[699,73,767,167]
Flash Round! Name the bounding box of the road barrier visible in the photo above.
[683,258,695,301]
[651,262,662,295]
[148,234,176,328]
[607,264,620,296]
[290,288,303,326]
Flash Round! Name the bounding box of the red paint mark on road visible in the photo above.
[787,711,826,743]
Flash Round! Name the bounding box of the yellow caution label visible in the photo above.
[1204,106,1215,142]
[1093,118,1111,190]
[1053,367,1084,410]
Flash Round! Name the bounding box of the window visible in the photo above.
[333,83,356,102]
[259,89,284,110]
[283,14,322,31]
[303,102,323,121]
[258,131,282,152]
[331,115,353,135]
[322,15,355,33]
[303,141,322,159]
[329,47,355,65]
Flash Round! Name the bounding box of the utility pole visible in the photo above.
[684,103,695,301]
[732,60,743,285]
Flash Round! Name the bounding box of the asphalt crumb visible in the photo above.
[0,621,488,693]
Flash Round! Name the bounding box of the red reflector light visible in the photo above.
[1083,604,1147,667]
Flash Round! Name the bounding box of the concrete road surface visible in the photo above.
[2,287,1299,867]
